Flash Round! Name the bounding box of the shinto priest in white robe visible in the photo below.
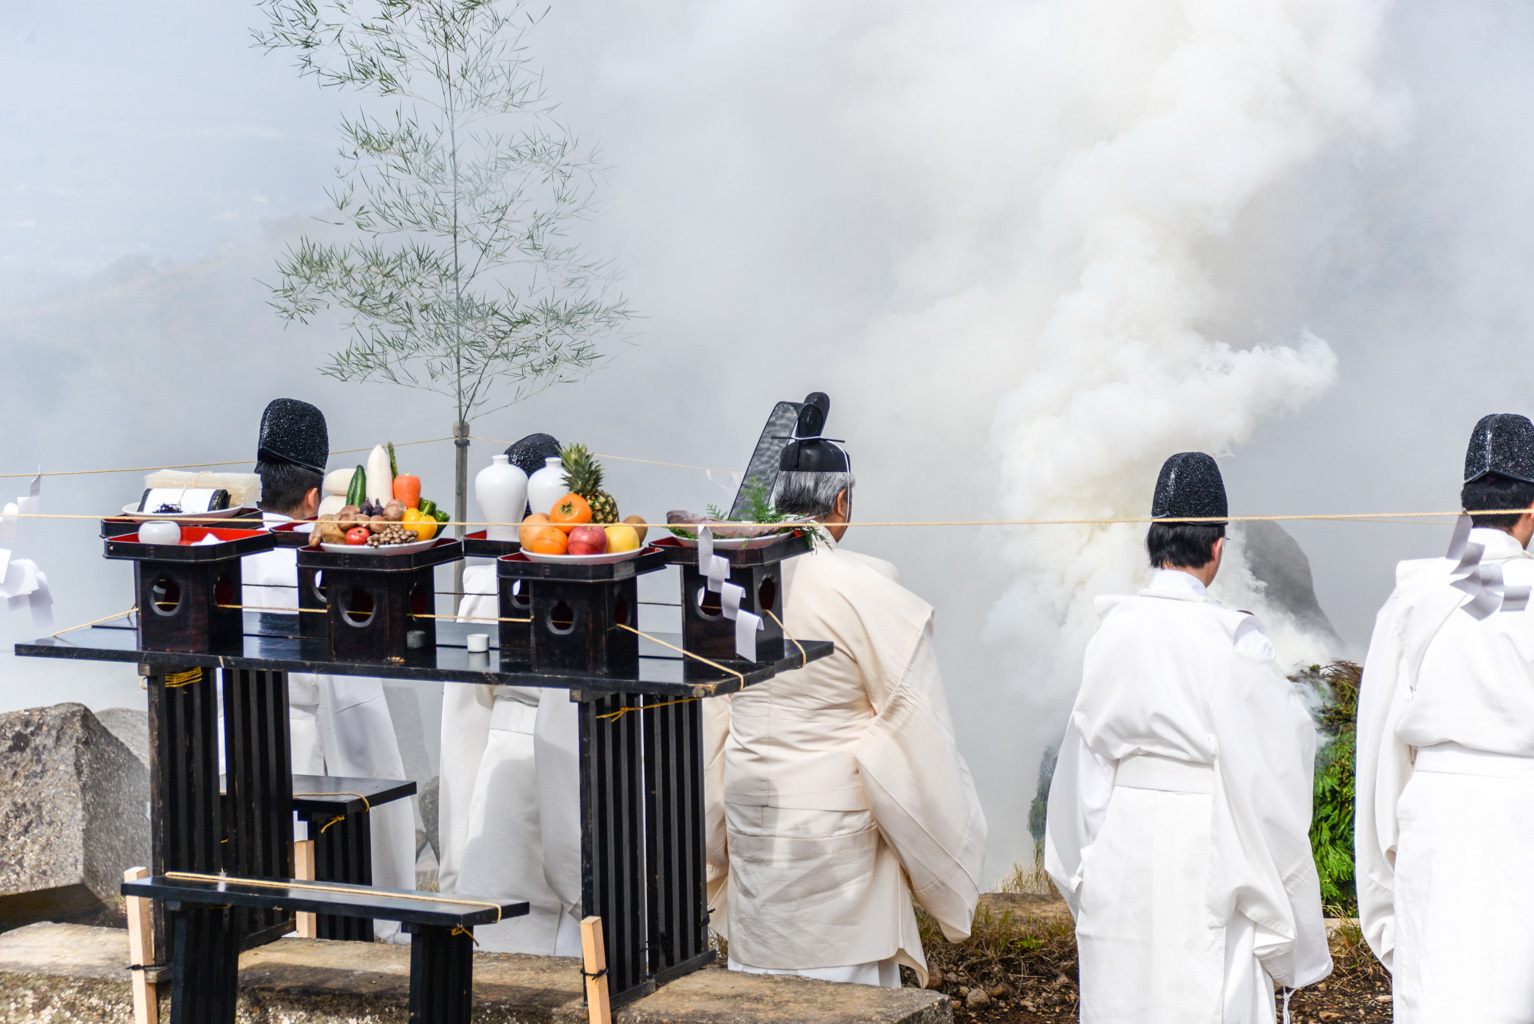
[1356,514,1534,1021]
[437,563,583,955]
[237,511,417,937]
[710,537,988,988]
[1045,568,1331,1023]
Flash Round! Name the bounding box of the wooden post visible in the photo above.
[294,840,317,938]
[580,916,612,1024]
[124,866,158,1024]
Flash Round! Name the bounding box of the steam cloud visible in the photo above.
[985,0,1401,730]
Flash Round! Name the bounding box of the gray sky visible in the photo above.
[5,0,1534,877]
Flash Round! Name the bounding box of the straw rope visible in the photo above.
[765,609,807,669]
[6,509,1512,527]
[217,602,532,625]
[160,871,503,922]
[614,621,744,686]
[0,437,454,480]
[163,668,203,689]
[469,436,729,474]
[52,605,136,638]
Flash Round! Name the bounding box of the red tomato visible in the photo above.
[345,527,370,545]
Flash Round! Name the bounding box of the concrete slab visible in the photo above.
[0,923,951,1024]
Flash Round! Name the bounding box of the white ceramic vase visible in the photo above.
[475,454,529,541]
[526,455,569,521]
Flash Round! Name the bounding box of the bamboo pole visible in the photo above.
[580,916,612,1024]
[293,840,317,938]
[123,866,158,1024]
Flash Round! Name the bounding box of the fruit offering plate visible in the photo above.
[319,537,438,556]
[522,545,649,566]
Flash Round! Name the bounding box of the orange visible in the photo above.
[520,513,551,548]
[549,493,592,531]
[527,526,569,555]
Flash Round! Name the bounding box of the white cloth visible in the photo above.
[237,510,417,939]
[714,539,987,988]
[1045,569,1331,1024]
[727,955,901,988]
[437,563,582,955]
[1356,526,1534,1019]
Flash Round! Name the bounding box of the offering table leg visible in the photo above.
[145,666,223,962]
[221,668,295,947]
[408,924,476,1024]
[305,804,376,941]
[167,903,240,1024]
[643,696,711,982]
[577,693,653,1006]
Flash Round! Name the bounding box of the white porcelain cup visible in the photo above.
[466,633,490,653]
[138,520,181,545]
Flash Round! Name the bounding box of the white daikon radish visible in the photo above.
[317,494,347,517]
[322,468,355,496]
[364,445,394,504]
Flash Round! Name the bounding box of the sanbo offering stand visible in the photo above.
[22,532,831,1019]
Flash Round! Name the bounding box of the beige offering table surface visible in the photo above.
[0,923,952,1024]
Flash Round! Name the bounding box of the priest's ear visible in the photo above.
[300,486,321,519]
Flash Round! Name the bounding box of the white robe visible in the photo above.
[1356,525,1534,1021]
[437,563,583,955]
[1045,570,1330,1024]
[714,538,987,988]
[237,511,417,938]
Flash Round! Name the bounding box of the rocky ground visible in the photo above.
[905,893,1394,1023]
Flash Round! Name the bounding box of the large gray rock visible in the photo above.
[0,704,150,931]
[92,707,148,769]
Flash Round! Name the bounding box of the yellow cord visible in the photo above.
[161,871,504,922]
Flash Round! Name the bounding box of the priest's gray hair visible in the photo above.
[771,471,855,518]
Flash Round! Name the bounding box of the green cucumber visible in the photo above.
[345,465,367,507]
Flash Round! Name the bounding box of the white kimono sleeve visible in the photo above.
[1353,580,1457,971]
[1042,718,1115,919]
[854,619,988,943]
[534,689,582,911]
[1210,646,1331,989]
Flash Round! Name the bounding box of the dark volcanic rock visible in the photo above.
[0,703,150,930]
[1235,520,1344,650]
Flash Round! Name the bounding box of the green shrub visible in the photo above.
[1291,661,1362,916]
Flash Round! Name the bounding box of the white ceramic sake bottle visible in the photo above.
[475,454,528,541]
[525,455,569,520]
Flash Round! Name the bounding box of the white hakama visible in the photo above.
[1357,526,1534,1022]
[1047,570,1331,1024]
[436,564,583,955]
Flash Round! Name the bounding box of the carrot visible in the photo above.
[392,474,421,509]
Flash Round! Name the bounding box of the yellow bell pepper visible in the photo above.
[401,507,438,541]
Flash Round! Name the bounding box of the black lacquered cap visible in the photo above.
[256,398,328,474]
[779,392,849,473]
[1463,413,1534,485]
[504,433,562,477]
[1151,452,1227,521]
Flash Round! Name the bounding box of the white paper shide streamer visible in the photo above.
[697,526,763,662]
[0,474,54,633]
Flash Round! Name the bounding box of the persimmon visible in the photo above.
[520,513,551,548]
[526,526,569,555]
[549,493,592,531]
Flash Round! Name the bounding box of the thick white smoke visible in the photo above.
[985,0,1402,727]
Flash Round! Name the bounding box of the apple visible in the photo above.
[567,524,609,556]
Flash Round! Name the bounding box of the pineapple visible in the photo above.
[561,442,619,523]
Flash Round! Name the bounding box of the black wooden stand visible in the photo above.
[32,607,831,1018]
[292,775,417,941]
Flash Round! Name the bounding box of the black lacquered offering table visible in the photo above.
[19,607,830,1012]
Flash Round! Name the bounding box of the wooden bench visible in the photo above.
[123,872,527,1024]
